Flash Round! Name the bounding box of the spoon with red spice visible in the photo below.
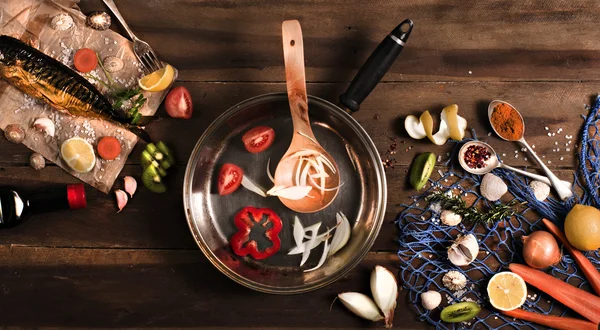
[488,100,573,201]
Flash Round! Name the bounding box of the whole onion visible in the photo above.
[522,230,561,269]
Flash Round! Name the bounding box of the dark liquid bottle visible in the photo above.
[0,184,87,227]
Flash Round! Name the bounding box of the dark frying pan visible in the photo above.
[184,19,413,294]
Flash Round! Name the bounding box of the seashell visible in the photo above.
[4,124,25,144]
[447,233,479,266]
[29,153,45,170]
[420,291,442,310]
[440,210,462,226]
[103,56,124,73]
[529,180,550,201]
[86,11,111,30]
[33,117,55,137]
[50,13,74,31]
[480,173,507,201]
[442,270,467,291]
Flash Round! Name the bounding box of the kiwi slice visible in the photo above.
[140,150,154,169]
[156,141,175,164]
[157,166,168,177]
[142,165,167,193]
[409,152,436,190]
[440,302,481,323]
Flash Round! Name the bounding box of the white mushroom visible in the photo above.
[480,173,507,201]
[440,210,462,226]
[447,233,479,266]
[50,13,74,31]
[442,270,467,291]
[103,56,124,73]
[420,291,442,310]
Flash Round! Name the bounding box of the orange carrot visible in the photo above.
[543,218,600,296]
[97,136,122,160]
[502,308,596,330]
[508,263,600,324]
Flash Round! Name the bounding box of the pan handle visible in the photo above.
[339,19,413,112]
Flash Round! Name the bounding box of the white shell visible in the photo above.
[442,270,467,291]
[420,291,442,310]
[480,173,507,201]
[50,13,74,31]
[447,233,479,266]
[103,56,124,73]
[529,180,550,201]
[440,210,462,226]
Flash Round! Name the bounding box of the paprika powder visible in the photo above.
[491,103,524,141]
[230,206,282,260]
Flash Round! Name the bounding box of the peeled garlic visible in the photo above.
[404,104,467,145]
[480,173,507,201]
[33,117,55,137]
[370,266,398,328]
[420,290,442,310]
[442,270,467,291]
[338,292,384,322]
[123,176,137,197]
[447,233,479,266]
[114,189,128,213]
[440,210,462,226]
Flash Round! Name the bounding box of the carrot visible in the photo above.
[509,263,600,324]
[543,218,600,296]
[74,48,97,73]
[97,136,122,160]
[502,308,597,330]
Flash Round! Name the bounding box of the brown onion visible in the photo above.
[522,230,561,269]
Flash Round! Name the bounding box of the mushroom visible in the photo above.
[103,56,124,73]
[442,270,467,291]
[50,13,74,31]
[86,11,111,30]
[4,124,25,144]
[29,153,45,170]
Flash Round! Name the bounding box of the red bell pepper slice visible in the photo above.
[230,206,282,260]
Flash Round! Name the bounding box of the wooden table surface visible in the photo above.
[0,0,596,328]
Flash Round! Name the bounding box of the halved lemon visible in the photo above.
[138,64,175,92]
[487,271,527,311]
[61,137,96,173]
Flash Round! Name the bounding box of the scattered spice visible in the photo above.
[491,103,524,141]
[425,190,517,225]
[463,144,491,169]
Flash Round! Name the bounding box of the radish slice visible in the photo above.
[329,212,351,256]
[268,186,312,200]
[241,175,266,197]
[266,158,275,183]
[304,239,330,272]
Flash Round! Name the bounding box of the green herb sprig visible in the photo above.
[425,190,519,225]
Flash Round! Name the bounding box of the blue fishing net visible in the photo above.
[396,96,600,329]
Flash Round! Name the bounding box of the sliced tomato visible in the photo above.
[165,86,193,119]
[217,163,244,196]
[242,126,275,154]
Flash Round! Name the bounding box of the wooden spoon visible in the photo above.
[274,20,340,213]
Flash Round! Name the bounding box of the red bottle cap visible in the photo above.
[66,184,87,210]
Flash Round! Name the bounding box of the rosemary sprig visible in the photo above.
[425,190,518,225]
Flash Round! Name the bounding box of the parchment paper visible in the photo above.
[0,0,174,193]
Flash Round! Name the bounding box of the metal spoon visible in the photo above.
[274,20,340,213]
[488,100,573,200]
[458,141,570,187]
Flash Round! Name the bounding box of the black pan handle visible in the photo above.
[339,19,413,112]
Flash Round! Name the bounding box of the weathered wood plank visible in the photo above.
[0,81,590,169]
[76,0,600,82]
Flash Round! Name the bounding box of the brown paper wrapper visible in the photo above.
[0,0,174,193]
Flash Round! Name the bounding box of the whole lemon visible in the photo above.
[564,204,600,251]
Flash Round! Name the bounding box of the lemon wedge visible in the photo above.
[487,272,527,311]
[138,64,175,92]
[60,137,96,173]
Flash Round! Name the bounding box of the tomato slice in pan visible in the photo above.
[242,126,275,154]
[218,163,244,195]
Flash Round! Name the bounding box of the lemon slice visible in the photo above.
[60,137,96,173]
[138,64,175,92]
[487,271,527,311]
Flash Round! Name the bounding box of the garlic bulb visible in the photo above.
[370,266,398,328]
[338,292,384,322]
[441,210,462,226]
[447,233,479,266]
[442,270,467,291]
[420,291,442,310]
[480,173,507,201]
[529,180,550,201]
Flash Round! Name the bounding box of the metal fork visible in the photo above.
[102,0,163,73]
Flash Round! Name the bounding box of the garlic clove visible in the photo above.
[338,292,384,322]
[448,234,479,266]
[370,265,398,328]
[114,189,128,213]
[420,290,442,310]
[123,176,137,197]
[33,117,55,137]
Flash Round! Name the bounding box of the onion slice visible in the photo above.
[267,185,312,200]
[241,175,266,197]
[300,222,321,266]
[304,239,330,272]
[266,158,275,183]
[329,212,351,256]
[289,222,322,255]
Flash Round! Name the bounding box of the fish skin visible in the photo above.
[0,35,153,141]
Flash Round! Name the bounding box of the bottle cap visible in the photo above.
[66,184,87,210]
